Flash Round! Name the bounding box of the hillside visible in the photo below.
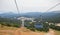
[0,24,60,35]
[0,11,60,23]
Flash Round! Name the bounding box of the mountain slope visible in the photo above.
[0,11,60,22]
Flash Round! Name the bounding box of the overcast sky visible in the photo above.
[0,0,60,13]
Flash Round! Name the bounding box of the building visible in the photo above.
[55,23,60,26]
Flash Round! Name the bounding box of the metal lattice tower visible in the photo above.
[14,0,35,27]
[14,0,24,27]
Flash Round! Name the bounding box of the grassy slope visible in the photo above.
[55,30,60,35]
[0,24,60,35]
[0,24,18,35]
[0,24,18,30]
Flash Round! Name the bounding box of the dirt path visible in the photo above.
[14,28,55,35]
[0,30,14,35]
[45,29,55,35]
[0,28,55,35]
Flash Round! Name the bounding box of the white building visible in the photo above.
[17,17,35,27]
[55,23,60,26]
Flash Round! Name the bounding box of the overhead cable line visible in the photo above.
[46,3,60,12]
[14,0,20,16]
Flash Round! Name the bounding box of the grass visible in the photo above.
[55,30,60,35]
[0,24,60,35]
[0,24,18,35]
[0,24,18,30]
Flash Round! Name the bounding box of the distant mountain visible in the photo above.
[41,11,60,23]
[0,12,18,18]
[0,11,60,22]
[20,12,42,18]
[21,11,60,18]
[0,11,60,17]
[19,11,60,23]
[0,11,60,18]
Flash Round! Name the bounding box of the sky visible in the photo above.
[0,0,60,13]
